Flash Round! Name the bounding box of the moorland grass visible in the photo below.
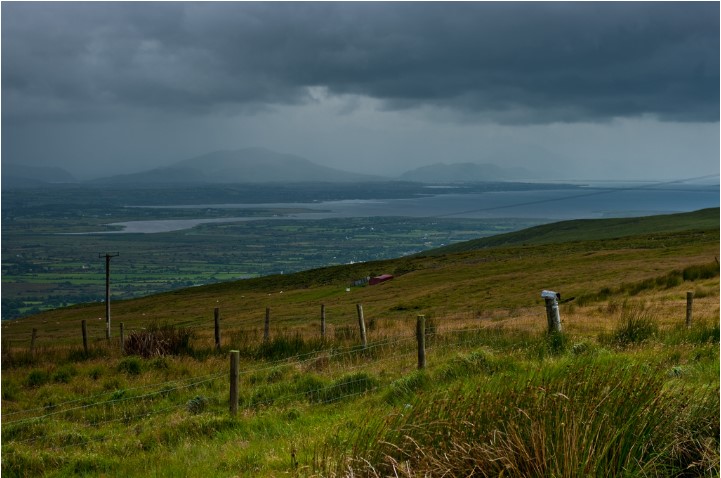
[2,221,719,477]
[339,354,719,478]
[2,303,718,477]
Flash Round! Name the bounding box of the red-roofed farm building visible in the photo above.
[369,274,394,285]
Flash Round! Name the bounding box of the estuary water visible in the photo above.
[101,183,718,234]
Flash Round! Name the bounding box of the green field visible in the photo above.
[3,183,557,319]
[1,209,718,477]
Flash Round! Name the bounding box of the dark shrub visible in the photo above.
[88,366,103,380]
[2,379,20,400]
[683,262,720,282]
[52,365,77,383]
[117,357,142,376]
[255,332,324,361]
[124,322,194,358]
[25,369,50,388]
[663,271,683,288]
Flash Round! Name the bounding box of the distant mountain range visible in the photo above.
[92,148,382,185]
[2,163,77,188]
[3,148,534,188]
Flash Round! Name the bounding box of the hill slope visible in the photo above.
[2,163,77,188]
[3,209,718,478]
[422,207,720,255]
[12,208,719,335]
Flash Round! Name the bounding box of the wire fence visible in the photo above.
[0,304,661,348]
[1,308,430,348]
[2,372,225,425]
[2,330,420,422]
[1,318,510,452]
[2,297,703,359]
[2,288,710,454]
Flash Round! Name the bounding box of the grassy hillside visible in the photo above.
[2,210,719,477]
[424,207,720,254]
[6,209,717,341]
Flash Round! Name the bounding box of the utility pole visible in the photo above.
[100,252,119,340]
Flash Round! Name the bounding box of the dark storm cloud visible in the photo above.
[3,2,719,124]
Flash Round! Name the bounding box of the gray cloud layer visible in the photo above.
[4,2,719,125]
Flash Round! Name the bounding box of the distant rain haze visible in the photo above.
[2,2,719,181]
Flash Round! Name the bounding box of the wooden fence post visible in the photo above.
[686,291,694,328]
[30,328,37,354]
[119,322,125,353]
[81,319,88,355]
[542,290,562,333]
[264,307,271,342]
[229,350,239,416]
[357,304,367,349]
[321,304,326,339]
[214,307,221,351]
[416,315,426,369]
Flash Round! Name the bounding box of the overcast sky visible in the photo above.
[2,2,719,181]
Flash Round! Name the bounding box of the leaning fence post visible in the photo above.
[686,291,694,328]
[119,322,125,353]
[81,319,88,355]
[357,304,367,349]
[229,350,239,416]
[214,307,221,351]
[541,290,562,333]
[416,315,426,369]
[264,307,271,342]
[30,328,37,354]
[320,304,326,339]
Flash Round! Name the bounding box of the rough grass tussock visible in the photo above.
[343,358,720,477]
[123,322,194,358]
[607,304,659,346]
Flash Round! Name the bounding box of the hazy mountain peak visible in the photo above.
[93,148,381,184]
[2,163,78,188]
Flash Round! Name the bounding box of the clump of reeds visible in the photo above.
[123,322,194,358]
[338,357,719,477]
[254,331,325,361]
[608,303,658,346]
[682,262,720,282]
[576,260,719,306]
